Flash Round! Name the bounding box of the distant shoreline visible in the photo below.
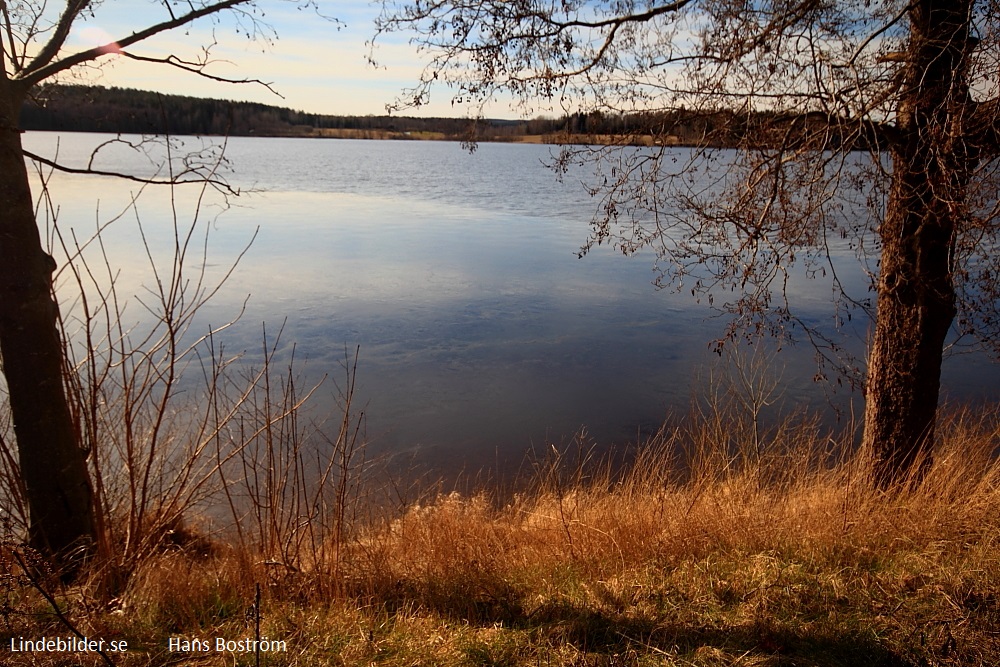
[14,84,751,149]
[24,125,690,148]
[22,84,873,150]
[248,127,691,147]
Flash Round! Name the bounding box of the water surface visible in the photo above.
[22,133,999,473]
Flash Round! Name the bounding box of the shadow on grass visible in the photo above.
[374,581,915,667]
[526,600,912,666]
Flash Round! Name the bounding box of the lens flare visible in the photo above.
[77,26,122,55]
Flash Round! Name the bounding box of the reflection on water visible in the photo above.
[22,133,999,474]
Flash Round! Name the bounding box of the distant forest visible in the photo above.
[18,84,514,138]
[20,84,869,149]
[16,84,749,143]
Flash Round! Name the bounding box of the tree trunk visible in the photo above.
[863,171,958,486]
[0,82,95,562]
[862,0,972,486]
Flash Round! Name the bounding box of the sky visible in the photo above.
[58,0,521,118]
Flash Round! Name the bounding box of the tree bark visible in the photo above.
[0,81,95,562]
[862,0,972,486]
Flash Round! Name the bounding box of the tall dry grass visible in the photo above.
[335,406,1000,665]
[1,395,997,664]
[357,407,998,585]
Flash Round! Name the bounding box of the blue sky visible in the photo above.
[60,0,514,118]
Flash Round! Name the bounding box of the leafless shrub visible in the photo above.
[0,148,369,599]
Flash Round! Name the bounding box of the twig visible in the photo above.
[10,548,116,667]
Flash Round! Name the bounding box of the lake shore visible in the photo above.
[7,407,999,666]
[291,127,681,146]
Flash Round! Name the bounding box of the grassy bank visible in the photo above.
[2,408,999,666]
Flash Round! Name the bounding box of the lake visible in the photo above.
[21,132,1000,475]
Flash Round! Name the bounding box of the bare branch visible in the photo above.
[22,149,239,195]
[969,95,1000,158]
[528,0,694,32]
[1,0,21,76]
[847,1,914,66]
[555,2,693,80]
[117,50,283,96]
[19,0,91,80]
[19,0,252,87]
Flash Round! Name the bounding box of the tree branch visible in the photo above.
[20,0,92,79]
[969,96,1000,159]
[1,0,21,76]
[527,0,694,32]
[119,50,283,97]
[847,1,914,66]
[22,149,239,195]
[18,0,252,87]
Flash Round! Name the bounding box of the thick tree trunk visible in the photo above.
[863,170,958,485]
[0,84,95,562]
[862,0,972,486]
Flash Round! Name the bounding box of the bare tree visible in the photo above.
[0,0,325,565]
[375,0,1000,485]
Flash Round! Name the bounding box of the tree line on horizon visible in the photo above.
[20,83,494,137]
[19,84,871,148]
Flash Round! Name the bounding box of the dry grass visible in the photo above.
[1,406,997,666]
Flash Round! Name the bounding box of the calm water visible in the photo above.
[22,132,1000,473]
